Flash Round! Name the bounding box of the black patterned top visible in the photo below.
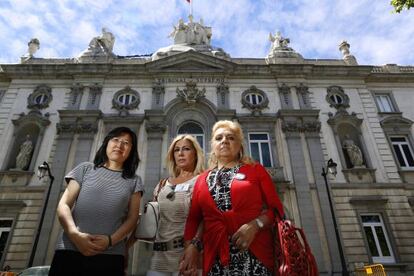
[207,165,271,276]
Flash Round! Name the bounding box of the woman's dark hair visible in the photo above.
[94,126,140,179]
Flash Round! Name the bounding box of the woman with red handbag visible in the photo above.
[180,120,284,276]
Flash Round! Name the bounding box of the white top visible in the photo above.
[150,176,198,272]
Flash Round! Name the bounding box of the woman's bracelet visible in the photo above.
[190,237,203,252]
[107,235,112,248]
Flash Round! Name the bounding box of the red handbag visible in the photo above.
[274,214,319,276]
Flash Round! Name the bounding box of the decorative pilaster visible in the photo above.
[68,83,84,110]
[86,83,102,109]
[278,83,293,109]
[216,82,229,109]
[151,81,165,109]
[296,83,312,109]
[144,110,167,202]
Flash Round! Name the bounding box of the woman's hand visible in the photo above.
[69,231,103,256]
[179,245,200,276]
[231,220,259,251]
[91,234,111,251]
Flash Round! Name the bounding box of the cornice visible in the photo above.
[1,59,414,82]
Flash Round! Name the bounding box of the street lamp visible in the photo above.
[28,161,55,267]
[321,159,349,276]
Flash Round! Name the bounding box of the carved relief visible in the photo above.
[176,80,206,104]
[281,120,300,133]
[56,123,77,134]
[56,121,99,134]
[145,121,167,133]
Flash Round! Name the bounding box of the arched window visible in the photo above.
[178,122,205,150]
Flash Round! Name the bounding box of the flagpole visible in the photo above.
[190,0,193,16]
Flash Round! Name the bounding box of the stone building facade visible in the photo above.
[0,17,413,275]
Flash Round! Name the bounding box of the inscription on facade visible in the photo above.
[156,77,224,84]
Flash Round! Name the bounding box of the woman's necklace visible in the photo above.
[210,164,241,203]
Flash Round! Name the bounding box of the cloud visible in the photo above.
[0,0,413,65]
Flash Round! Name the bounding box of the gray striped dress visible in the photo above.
[56,162,143,256]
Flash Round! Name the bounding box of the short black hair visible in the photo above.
[93,126,140,179]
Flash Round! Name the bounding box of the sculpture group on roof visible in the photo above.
[76,28,116,62]
[19,17,358,65]
[269,31,292,51]
[169,15,211,45]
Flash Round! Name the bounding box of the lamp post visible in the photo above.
[321,159,349,276]
[28,161,55,267]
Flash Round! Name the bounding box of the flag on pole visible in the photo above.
[186,0,193,16]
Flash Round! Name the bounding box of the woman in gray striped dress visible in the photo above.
[49,126,143,276]
[141,134,204,276]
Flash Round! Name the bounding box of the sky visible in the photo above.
[0,0,413,66]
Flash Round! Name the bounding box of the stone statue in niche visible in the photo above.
[342,135,364,167]
[15,135,34,170]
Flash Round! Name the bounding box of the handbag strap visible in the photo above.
[154,178,168,201]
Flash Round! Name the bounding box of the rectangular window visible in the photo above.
[0,219,13,262]
[361,214,395,263]
[248,133,273,167]
[375,94,395,113]
[390,137,414,169]
[194,134,204,151]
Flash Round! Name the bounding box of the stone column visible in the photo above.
[278,110,325,272]
[132,115,166,276]
[143,120,166,200]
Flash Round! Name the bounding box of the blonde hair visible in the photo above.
[208,120,253,168]
[166,134,205,177]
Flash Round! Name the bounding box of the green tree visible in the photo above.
[391,0,414,12]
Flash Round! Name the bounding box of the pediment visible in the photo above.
[380,115,413,128]
[146,51,235,73]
